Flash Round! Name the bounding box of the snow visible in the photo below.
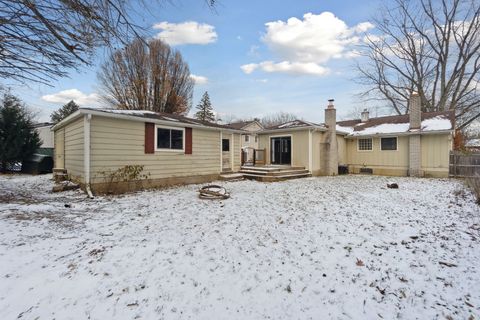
[351,123,410,136]
[95,109,157,115]
[277,120,310,128]
[345,116,453,136]
[466,138,480,147]
[1,174,479,319]
[162,117,180,122]
[336,125,354,134]
[421,116,453,131]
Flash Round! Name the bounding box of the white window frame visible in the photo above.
[357,138,373,151]
[154,125,185,152]
[380,136,398,151]
[244,135,250,142]
[254,135,258,143]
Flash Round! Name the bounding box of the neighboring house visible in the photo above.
[257,94,455,177]
[34,122,54,156]
[227,120,264,149]
[227,120,264,163]
[52,109,244,193]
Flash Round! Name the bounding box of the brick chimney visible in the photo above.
[409,92,421,129]
[325,99,338,175]
[361,109,369,122]
[408,92,422,176]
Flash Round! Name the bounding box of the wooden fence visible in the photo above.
[449,151,480,178]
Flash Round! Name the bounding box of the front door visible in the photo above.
[271,137,291,165]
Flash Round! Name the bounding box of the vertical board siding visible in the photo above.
[64,117,84,182]
[421,134,451,171]
[89,116,233,183]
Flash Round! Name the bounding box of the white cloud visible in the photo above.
[241,61,329,76]
[41,89,100,106]
[190,74,208,85]
[153,21,217,45]
[242,12,374,76]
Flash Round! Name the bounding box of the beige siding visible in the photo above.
[421,134,452,177]
[242,122,263,132]
[345,134,451,176]
[89,116,240,184]
[233,133,241,170]
[54,128,65,169]
[64,117,84,182]
[337,135,347,165]
[259,130,310,168]
[345,136,409,175]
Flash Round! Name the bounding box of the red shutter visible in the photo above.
[145,123,155,154]
[185,127,192,154]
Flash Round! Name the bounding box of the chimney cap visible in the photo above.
[327,99,335,109]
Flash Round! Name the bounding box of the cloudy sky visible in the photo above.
[8,0,386,123]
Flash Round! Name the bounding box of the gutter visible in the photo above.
[259,126,328,134]
[83,114,94,198]
[343,129,454,139]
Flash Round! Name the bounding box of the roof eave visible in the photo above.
[344,129,454,138]
[258,126,327,134]
[53,109,246,133]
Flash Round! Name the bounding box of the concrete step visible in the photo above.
[240,166,305,172]
[239,169,310,176]
[242,172,312,182]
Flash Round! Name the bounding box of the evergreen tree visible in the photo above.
[194,91,215,122]
[50,100,79,124]
[0,92,41,172]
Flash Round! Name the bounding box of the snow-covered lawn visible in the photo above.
[0,174,479,319]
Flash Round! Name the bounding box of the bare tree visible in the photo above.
[357,0,480,129]
[98,38,194,114]
[0,0,215,85]
[261,112,298,128]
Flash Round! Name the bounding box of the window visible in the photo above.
[254,135,258,143]
[381,137,397,150]
[245,135,250,142]
[358,138,372,151]
[156,127,184,150]
[222,139,230,151]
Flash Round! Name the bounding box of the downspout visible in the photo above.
[308,129,313,172]
[230,133,234,171]
[84,114,94,198]
[220,131,223,172]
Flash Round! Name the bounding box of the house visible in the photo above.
[256,93,455,177]
[52,108,244,193]
[34,122,54,156]
[227,120,264,163]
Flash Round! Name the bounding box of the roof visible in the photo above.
[52,108,246,133]
[33,122,54,128]
[336,111,455,137]
[227,120,264,130]
[258,119,328,133]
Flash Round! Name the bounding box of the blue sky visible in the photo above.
[8,0,387,123]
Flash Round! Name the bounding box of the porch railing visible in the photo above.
[241,148,266,166]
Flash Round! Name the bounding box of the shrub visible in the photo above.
[0,92,40,172]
